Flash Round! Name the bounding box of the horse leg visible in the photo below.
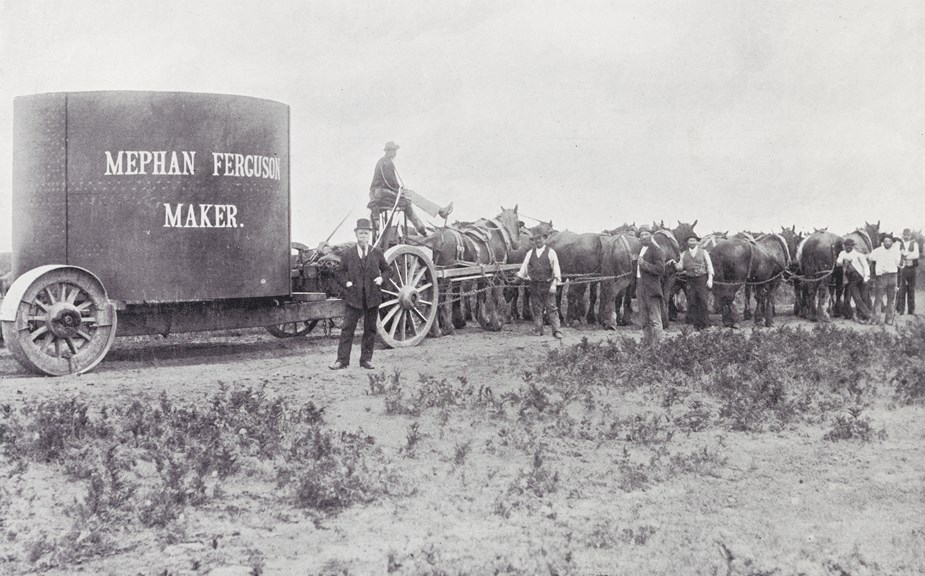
[818,282,832,323]
[743,284,753,320]
[492,286,506,330]
[763,282,779,327]
[620,287,634,326]
[597,279,616,330]
[522,287,533,322]
[567,282,588,326]
[587,282,599,324]
[753,284,769,327]
[556,285,566,323]
[792,279,802,317]
[504,286,519,321]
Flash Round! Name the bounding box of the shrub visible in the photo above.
[0,386,394,568]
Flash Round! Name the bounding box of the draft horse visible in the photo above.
[425,206,522,336]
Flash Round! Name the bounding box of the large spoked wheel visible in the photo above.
[378,245,438,347]
[266,320,319,338]
[1,267,117,376]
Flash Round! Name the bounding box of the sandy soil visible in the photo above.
[1,302,924,576]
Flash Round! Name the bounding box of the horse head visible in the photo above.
[497,205,521,249]
[864,221,881,248]
[672,220,698,243]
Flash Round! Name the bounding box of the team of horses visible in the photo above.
[308,211,915,338]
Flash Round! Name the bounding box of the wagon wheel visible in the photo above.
[1,267,117,376]
[266,320,319,338]
[378,245,438,347]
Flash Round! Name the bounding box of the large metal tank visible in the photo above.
[12,91,290,303]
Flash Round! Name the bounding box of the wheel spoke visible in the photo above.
[76,329,93,342]
[416,282,433,293]
[65,337,79,354]
[389,309,404,338]
[411,268,427,287]
[412,306,429,324]
[381,289,400,297]
[398,311,407,339]
[389,278,402,292]
[416,299,434,307]
[53,337,62,358]
[392,261,405,286]
[66,286,80,304]
[44,287,58,304]
[75,301,93,312]
[380,298,400,308]
[380,303,401,327]
[59,284,67,303]
[30,325,48,341]
[28,315,46,322]
[407,258,419,284]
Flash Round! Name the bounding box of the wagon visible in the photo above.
[0,91,520,376]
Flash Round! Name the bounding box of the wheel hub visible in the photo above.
[398,285,419,309]
[46,303,84,339]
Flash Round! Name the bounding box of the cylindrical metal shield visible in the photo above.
[13,91,291,303]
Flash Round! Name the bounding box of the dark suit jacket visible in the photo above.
[637,242,666,299]
[336,245,391,309]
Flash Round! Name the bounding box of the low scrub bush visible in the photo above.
[537,320,925,431]
[0,386,394,568]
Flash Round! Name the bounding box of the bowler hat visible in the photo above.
[903,228,912,236]
[682,232,700,242]
[355,218,374,231]
[636,224,653,237]
[843,238,856,246]
[384,141,400,151]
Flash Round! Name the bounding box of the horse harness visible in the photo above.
[446,219,514,266]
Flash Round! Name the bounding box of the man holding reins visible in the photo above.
[368,141,453,235]
[515,230,563,339]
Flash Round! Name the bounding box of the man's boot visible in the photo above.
[438,202,454,220]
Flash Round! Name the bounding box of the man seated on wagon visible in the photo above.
[368,141,453,235]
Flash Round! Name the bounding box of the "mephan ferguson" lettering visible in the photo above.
[103,150,282,180]
[211,153,281,180]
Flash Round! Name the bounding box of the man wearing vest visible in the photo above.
[329,219,392,370]
[896,228,919,315]
[673,232,714,330]
[515,231,563,339]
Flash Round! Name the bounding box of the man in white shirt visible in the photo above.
[516,231,563,338]
[673,232,714,330]
[867,235,903,325]
[896,228,919,315]
[836,238,871,323]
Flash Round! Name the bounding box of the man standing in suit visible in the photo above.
[330,219,392,370]
[636,225,667,344]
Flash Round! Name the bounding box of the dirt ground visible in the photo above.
[1,293,924,575]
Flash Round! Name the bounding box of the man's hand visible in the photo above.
[707,279,713,289]
[374,276,383,286]
[345,281,353,288]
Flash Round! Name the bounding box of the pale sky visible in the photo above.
[1,0,923,253]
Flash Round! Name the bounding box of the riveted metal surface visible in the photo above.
[12,94,68,278]
[13,91,290,303]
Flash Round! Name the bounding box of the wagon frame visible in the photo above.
[0,91,520,376]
